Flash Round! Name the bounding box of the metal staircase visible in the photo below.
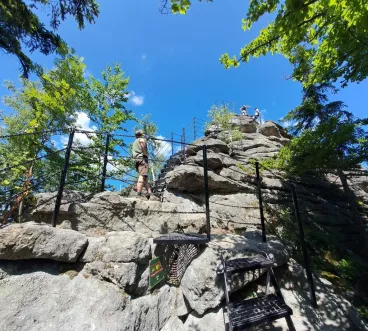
[221,254,295,331]
[153,145,210,245]
[151,151,184,195]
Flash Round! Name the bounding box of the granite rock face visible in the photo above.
[3,113,366,331]
[0,222,87,262]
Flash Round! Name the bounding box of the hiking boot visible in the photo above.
[146,194,161,202]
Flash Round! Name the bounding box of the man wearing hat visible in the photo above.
[132,130,159,201]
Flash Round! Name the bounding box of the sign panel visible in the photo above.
[149,257,165,289]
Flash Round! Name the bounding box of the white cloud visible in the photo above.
[127,91,144,106]
[280,120,299,128]
[61,112,97,146]
[281,120,292,128]
[83,70,92,78]
[106,157,129,173]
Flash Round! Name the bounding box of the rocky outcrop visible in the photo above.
[259,121,291,139]
[80,231,150,263]
[0,222,87,262]
[2,113,367,331]
[0,267,181,331]
[30,191,206,236]
[0,222,290,331]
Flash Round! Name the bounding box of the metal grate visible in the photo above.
[225,256,274,275]
[167,244,200,285]
[229,294,293,330]
[153,233,209,245]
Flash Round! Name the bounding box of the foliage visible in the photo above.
[357,305,368,322]
[170,0,213,14]
[0,55,136,221]
[283,83,348,135]
[0,54,89,191]
[172,0,368,87]
[262,84,368,175]
[264,118,368,175]
[66,63,136,192]
[337,258,362,281]
[0,0,99,77]
[207,104,243,144]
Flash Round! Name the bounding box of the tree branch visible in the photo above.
[239,11,327,63]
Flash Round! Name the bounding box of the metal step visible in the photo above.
[153,233,209,245]
[228,294,293,330]
[224,256,274,275]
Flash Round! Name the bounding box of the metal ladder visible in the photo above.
[221,254,296,331]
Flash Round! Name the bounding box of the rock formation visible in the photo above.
[0,115,367,330]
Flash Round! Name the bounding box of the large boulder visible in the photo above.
[187,151,224,170]
[80,231,151,263]
[230,115,258,133]
[0,262,185,331]
[125,284,178,331]
[30,191,207,236]
[180,231,288,314]
[209,193,260,231]
[165,164,254,193]
[0,271,130,331]
[82,261,139,293]
[186,138,229,156]
[204,124,222,138]
[259,121,290,139]
[32,190,89,217]
[0,223,87,262]
[205,115,257,136]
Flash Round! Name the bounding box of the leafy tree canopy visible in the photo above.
[264,83,368,175]
[0,0,99,78]
[172,0,368,87]
[0,54,135,208]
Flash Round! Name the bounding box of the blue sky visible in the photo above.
[0,0,367,142]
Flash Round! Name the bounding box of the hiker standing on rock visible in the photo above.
[240,105,249,116]
[253,108,260,122]
[132,130,159,201]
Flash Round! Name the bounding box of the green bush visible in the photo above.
[207,104,243,144]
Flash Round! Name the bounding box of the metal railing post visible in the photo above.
[182,128,186,162]
[193,117,197,141]
[100,133,110,192]
[255,162,267,242]
[52,129,75,227]
[202,145,211,240]
[182,127,186,150]
[291,185,318,308]
[171,132,174,156]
